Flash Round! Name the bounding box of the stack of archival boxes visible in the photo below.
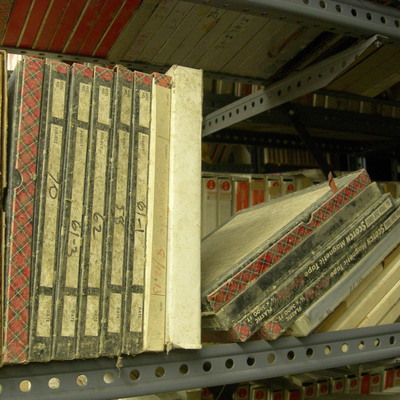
[1,56,202,364]
[201,169,400,342]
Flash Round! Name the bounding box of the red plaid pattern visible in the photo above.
[0,0,14,44]
[208,171,370,312]
[153,72,172,88]
[3,57,44,364]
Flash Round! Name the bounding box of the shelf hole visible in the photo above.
[179,364,189,374]
[130,370,140,381]
[319,1,326,8]
[277,90,282,96]
[297,81,301,87]
[374,339,380,347]
[366,12,372,20]
[267,353,276,363]
[251,101,255,107]
[208,121,211,127]
[287,351,295,360]
[351,8,357,16]
[381,16,386,24]
[236,108,239,114]
[395,20,400,27]
[222,115,225,121]
[336,4,342,12]
[48,377,60,390]
[324,346,331,355]
[19,380,31,392]
[247,356,255,366]
[341,343,348,352]
[287,85,291,92]
[303,0,309,4]
[225,359,234,369]
[306,348,313,358]
[203,361,212,372]
[20,50,27,54]
[390,336,396,345]
[259,98,264,104]
[103,372,115,384]
[76,375,88,387]
[215,118,218,123]
[155,367,165,377]
[229,112,232,118]
[57,54,63,58]
[243,105,247,111]
[261,12,268,16]
[242,8,249,12]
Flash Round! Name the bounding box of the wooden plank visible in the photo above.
[151,4,211,65]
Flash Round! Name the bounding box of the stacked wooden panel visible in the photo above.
[2,56,202,364]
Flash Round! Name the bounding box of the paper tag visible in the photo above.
[108,293,122,333]
[85,296,99,336]
[61,295,77,337]
[98,85,111,125]
[120,86,132,126]
[130,293,143,332]
[78,83,91,123]
[52,78,66,119]
[139,90,150,128]
[37,295,52,337]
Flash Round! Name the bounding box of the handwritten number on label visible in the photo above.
[115,204,125,226]
[92,212,105,238]
[48,171,60,199]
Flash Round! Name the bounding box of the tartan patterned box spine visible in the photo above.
[123,71,153,355]
[207,183,382,330]
[257,201,400,341]
[100,66,133,357]
[77,66,114,359]
[202,170,371,314]
[3,57,44,364]
[52,64,93,360]
[142,72,172,352]
[29,60,70,362]
[0,50,7,363]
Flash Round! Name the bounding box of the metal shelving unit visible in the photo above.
[1,0,400,399]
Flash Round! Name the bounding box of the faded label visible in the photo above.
[365,198,392,228]
[111,130,129,286]
[98,85,111,125]
[132,132,149,286]
[37,295,52,337]
[120,86,132,126]
[40,124,63,287]
[88,129,108,288]
[65,127,88,288]
[85,295,99,336]
[139,90,150,128]
[78,83,91,122]
[130,293,143,332]
[61,295,76,337]
[52,78,66,119]
[108,293,122,333]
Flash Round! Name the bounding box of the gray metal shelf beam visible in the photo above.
[186,0,400,44]
[1,324,400,400]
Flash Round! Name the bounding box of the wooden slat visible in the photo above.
[2,0,31,46]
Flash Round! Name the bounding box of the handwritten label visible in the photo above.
[65,127,88,288]
[88,128,108,288]
[78,83,91,123]
[120,86,132,126]
[61,295,76,337]
[40,123,63,287]
[85,296,99,336]
[37,295,52,337]
[132,132,149,287]
[108,293,122,333]
[111,130,129,286]
[98,85,111,125]
[139,90,151,128]
[52,78,66,119]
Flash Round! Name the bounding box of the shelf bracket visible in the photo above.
[202,35,381,137]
